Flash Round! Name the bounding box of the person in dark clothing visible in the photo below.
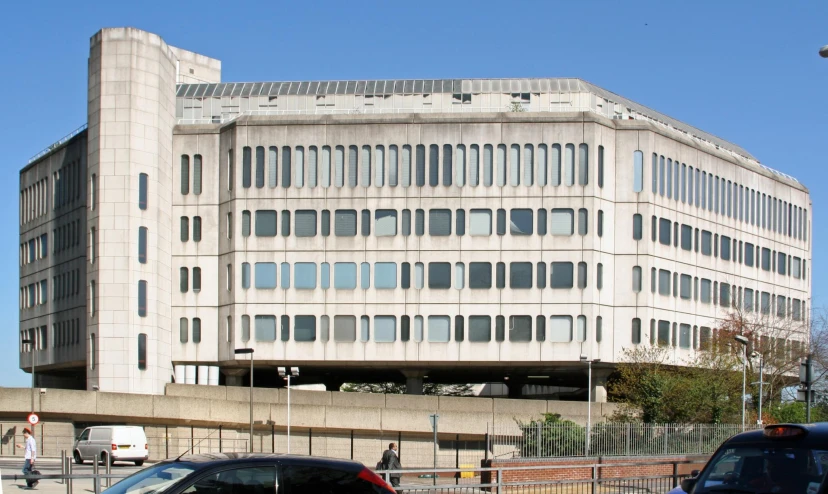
[381,442,402,489]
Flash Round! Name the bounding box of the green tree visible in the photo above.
[517,413,585,457]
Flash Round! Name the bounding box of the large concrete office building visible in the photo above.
[18,27,812,398]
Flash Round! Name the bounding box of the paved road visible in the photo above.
[0,457,149,494]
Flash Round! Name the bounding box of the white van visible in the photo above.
[73,426,149,466]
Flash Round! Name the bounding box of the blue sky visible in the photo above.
[1,0,826,387]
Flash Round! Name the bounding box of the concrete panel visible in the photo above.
[438,396,493,414]
[97,392,154,418]
[381,409,434,433]
[0,388,34,414]
[226,386,280,404]
[152,395,211,422]
[270,404,326,429]
[492,398,547,418]
[331,392,386,409]
[166,383,227,401]
[40,389,98,416]
[430,410,492,435]
[277,389,331,407]
[325,406,381,431]
[385,394,438,411]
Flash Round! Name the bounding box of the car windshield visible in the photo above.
[104,462,197,494]
[693,445,828,494]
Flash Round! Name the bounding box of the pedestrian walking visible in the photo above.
[15,428,38,488]
[381,442,402,490]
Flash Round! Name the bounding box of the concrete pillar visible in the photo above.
[507,380,526,399]
[222,368,248,387]
[402,371,426,395]
[592,370,612,403]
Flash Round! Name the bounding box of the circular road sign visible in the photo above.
[27,413,39,426]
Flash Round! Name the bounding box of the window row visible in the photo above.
[180,216,203,242]
[21,176,49,225]
[20,280,47,309]
[631,318,711,349]
[20,234,48,266]
[180,155,203,195]
[19,326,48,352]
[179,267,202,293]
[54,220,81,255]
[179,317,202,343]
[54,159,82,212]
[648,152,807,242]
[233,261,596,291]
[649,216,807,280]
[227,143,603,191]
[53,269,81,301]
[235,207,595,239]
[641,266,807,321]
[235,314,600,344]
[52,319,81,348]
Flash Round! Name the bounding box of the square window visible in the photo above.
[550,209,574,235]
[550,262,574,288]
[469,209,492,235]
[334,262,357,289]
[469,262,492,289]
[659,218,671,245]
[680,274,691,300]
[294,263,317,289]
[510,262,533,288]
[375,262,397,289]
[375,316,396,342]
[255,263,277,289]
[294,316,316,341]
[469,316,491,342]
[428,316,450,342]
[509,316,532,342]
[701,231,712,256]
[255,210,277,237]
[295,210,317,237]
[680,225,692,251]
[549,316,573,342]
[428,262,451,289]
[255,315,276,341]
[375,210,397,236]
[333,315,356,342]
[429,209,452,236]
[335,210,357,236]
[510,209,533,235]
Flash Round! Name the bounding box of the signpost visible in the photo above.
[27,413,39,427]
[799,355,815,422]
[429,414,439,485]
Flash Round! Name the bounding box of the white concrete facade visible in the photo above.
[19,28,812,396]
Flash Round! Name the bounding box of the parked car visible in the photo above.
[674,423,828,493]
[102,453,395,494]
[74,426,149,466]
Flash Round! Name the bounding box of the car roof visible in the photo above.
[723,423,828,448]
[168,453,365,471]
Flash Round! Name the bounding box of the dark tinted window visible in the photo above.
[283,464,382,493]
[183,466,280,494]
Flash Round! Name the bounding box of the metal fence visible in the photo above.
[491,422,760,459]
[3,459,698,494]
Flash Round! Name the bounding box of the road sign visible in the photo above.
[27,413,39,426]
[429,413,439,429]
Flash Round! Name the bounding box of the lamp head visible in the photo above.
[820,45,828,58]
[734,335,749,346]
[579,355,588,362]
[234,348,254,355]
[290,367,299,377]
[278,367,286,377]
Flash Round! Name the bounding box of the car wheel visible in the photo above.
[74,451,83,465]
[101,452,115,466]
[134,461,144,467]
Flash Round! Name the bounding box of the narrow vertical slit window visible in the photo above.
[242,147,251,188]
[389,145,398,186]
[455,144,465,186]
[181,155,190,194]
[483,144,494,186]
[578,143,588,185]
[496,144,507,186]
[361,145,371,187]
[429,144,439,186]
[321,146,331,188]
[255,146,265,188]
[180,217,189,242]
[308,146,318,188]
[138,280,147,317]
[137,334,147,370]
[374,145,384,187]
[510,144,521,186]
[295,146,305,188]
[139,173,148,210]
[633,151,643,192]
[268,146,278,188]
[443,144,453,186]
[282,146,292,188]
[138,227,147,264]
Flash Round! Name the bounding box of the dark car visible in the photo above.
[679,423,828,494]
[102,453,395,494]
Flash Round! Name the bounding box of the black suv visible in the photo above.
[680,424,828,494]
[102,453,395,494]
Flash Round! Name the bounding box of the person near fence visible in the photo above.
[15,427,38,488]
[381,442,402,489]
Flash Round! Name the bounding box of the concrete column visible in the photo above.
[507,380,526,399]
[592,370,612,403]
[222,368,248,387]
[402,371,426,395]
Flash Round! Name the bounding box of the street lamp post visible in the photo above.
[234,348,254,452]
[580,355,600,456]
[22,333,37,415]
[750,352,765,425]
[278,367,299,454]
[734,335,749,431]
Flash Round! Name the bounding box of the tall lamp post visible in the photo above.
[234,348,254,452]
[734,335,749,431]
[579,355,600,456]
[278,367,299,454]
[22,332,37,415]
